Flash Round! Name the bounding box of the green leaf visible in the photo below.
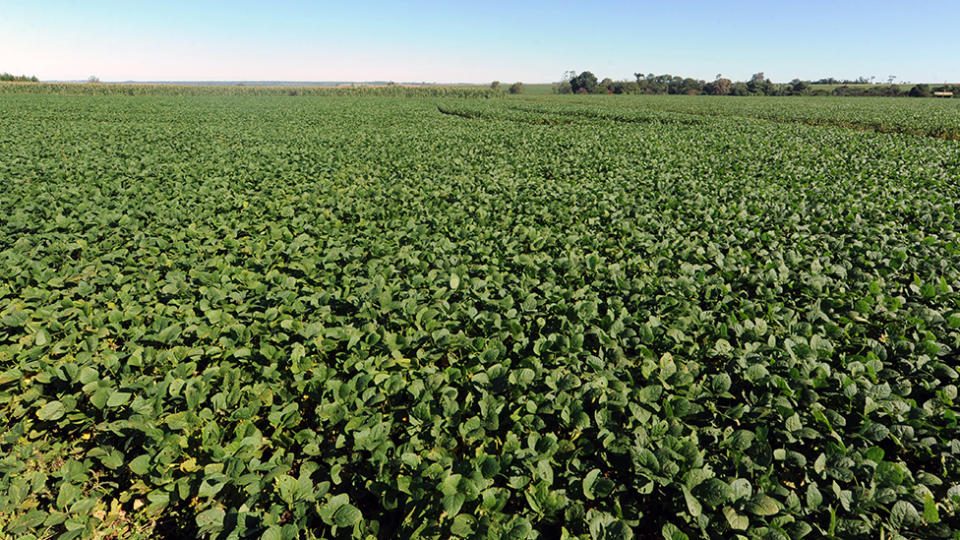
[262,526,282,540]
[711,373,732,394]
[449,273,460,290]
[712,338,733,356]
[865,446,885,463]
[450,514,476,537]
[729,430,755,450]
[57,484,81,510]
[923,492,940,524]
[100,450,123,469]
[814,453,827,474]
[507,517,533,538]
[682,487,702,517]
[320,494,350,525]
[146,490,169,511]
[443,493,465,517]
[2,310,28,327]
[747,494,779,516]
[730,478,753,501]
[695,478,732,507]
[165,411,190,430]
[199,477,227,499]
[129,454,151,475]
[157,323,182,344]
[276,474,299,504]
[806,483,823,509]
[441,474,462,496]
[604,520,633,540]
[890,500,921,529]
[661,522,689,540]
[583,469,601,500]
[333,503,362,527]
[479,456,500,479]
[723,506,749,530]
[196,508,225,530]
[37,400,65,421]
[106,391,130,408]
[787,521,813,539]
[78,367,99,384]
[0,368,23,385]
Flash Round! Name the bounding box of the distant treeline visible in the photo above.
[0,73,39,82]
[554,71,959,98]
[0,81,500,98]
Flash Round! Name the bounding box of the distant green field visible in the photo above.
[516,83,554,94]
[452,83,555,95]
[518,94,960,139]
[0,81,498,98]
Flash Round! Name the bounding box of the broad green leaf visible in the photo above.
[129,455,151,475]
[806,483,823,509]
[923,492,940,524]
[333,503,362,527]
[661,522,689,540]
[37,401,65,421]
[682,487,702,517]
[890,500,921,529]
[583,469,601,500]
[196,508,225,530]
[106,391,130,408]
[443,493,465,517]
[450,514,475,537]
[0,368,22,385]
[723,507,749,530]
[747,494,779,516]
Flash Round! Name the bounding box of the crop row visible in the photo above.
[512,95,960,140]
[0,82,499,98]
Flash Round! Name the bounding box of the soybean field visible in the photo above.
[1,90,959,539]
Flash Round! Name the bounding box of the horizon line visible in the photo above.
[23,78,955,86]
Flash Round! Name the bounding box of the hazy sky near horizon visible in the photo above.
[2,1,957,83]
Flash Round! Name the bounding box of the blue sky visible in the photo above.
[1,1,957,83]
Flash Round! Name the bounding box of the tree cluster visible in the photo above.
[553,72,789,96]
[551,71,957,98]
[812,76,885,85]
[490,81,525,94]
[0,73,39,82]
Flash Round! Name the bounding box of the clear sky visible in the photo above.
[2,1,957,84]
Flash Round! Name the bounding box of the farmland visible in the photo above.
[512,95,960,139]
[1,88,959,539]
